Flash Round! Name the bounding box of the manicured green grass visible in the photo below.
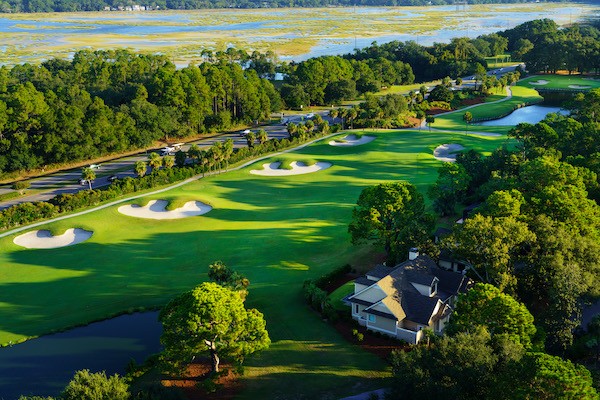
[0,129,508,398]
[520,74,600,90]
[329,281,354,312]
[432,85,543,135]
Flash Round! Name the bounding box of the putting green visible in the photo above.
[0,129,509,398]
[520,74,600,90]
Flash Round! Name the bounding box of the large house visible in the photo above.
[348,249,470,344]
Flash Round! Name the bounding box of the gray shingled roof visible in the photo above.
[366,264,393,279]
[350,254,470,325]
[354,276,374,286]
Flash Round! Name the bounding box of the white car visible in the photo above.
[240,129,251,136]
[89,164,101,169]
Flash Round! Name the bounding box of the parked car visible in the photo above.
[79,178,87,185]
[108,175,118,182]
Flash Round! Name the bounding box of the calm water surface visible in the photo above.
[478,105,568,126]
[0,312,161,400]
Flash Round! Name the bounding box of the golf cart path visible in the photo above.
[0,132,343,239]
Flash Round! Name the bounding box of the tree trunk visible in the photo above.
[205,340,220,373]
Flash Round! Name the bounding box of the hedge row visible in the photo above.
[0,124,338,231]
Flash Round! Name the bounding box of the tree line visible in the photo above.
[0,0,570,13]
[501,19,600,74]
[0,49,281,176]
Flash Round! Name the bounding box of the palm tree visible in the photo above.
[347,107,358,129]
[188,144,201,162]
[81,167,96,190]
[246,131,256,148]
[134,161,147,178]
[223,139,234,171]
[148,152,162,171]
[163,155,175,169]
[257,129,268,145]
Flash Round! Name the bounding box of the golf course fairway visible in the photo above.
[0,128,510,398]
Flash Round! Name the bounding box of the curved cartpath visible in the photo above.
[0,131,344,240]
[433,144,465,162]
[118,200,212,220]
[13,228,93,249]
[250,161,332,176]
[329,135,376,147]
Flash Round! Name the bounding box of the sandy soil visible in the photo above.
[13,228,93,249]
[568,84,591,89]
[329,134,376,147]
[433,143,465,162]
[117,199,212,220]
[250,161,332,176]
[529,80,549,85]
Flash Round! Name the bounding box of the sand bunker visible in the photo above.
[250,161,332,176]
[434,144,465,162]
[329,134,376,147]
[118,200,212,220]
[529,80,549,86]
[568,85,591,89]
[13,228,93,249]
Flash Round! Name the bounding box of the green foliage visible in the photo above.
[81,167,96,190]
[428,84,454,103]
[0,49,281,177]
[349,181,434,265]
[61,370,129,400]
[428,162,471,217]
[444,214,535,290]
[390,328,599,400]
[207,260,249,293]
[12,180,30,194]
[519,352,599,400]
[447,283,537,349]
[159,282,270,374]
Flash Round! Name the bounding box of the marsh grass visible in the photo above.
[0,3,592,65]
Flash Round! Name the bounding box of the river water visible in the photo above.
[0,312,161,399]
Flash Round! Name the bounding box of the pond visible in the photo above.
[477,105,568,126]
[0,312,161,400]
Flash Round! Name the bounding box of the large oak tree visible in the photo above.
[159,282,270,374]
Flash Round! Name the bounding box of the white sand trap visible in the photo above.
[530,80,549,85]
[250,161,332,176]
[14,228,93,249]
[118,200,212,220]
[568,85,591,89]
[329,134,376,147]
[434,144,465,162]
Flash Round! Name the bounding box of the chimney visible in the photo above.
[409,248,419,261]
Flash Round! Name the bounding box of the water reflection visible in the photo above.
[0,312,161,400]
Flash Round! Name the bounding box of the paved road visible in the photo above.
[0,113,335,210]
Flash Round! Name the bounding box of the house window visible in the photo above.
[368,314,376,323]
[354,304,359,314]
